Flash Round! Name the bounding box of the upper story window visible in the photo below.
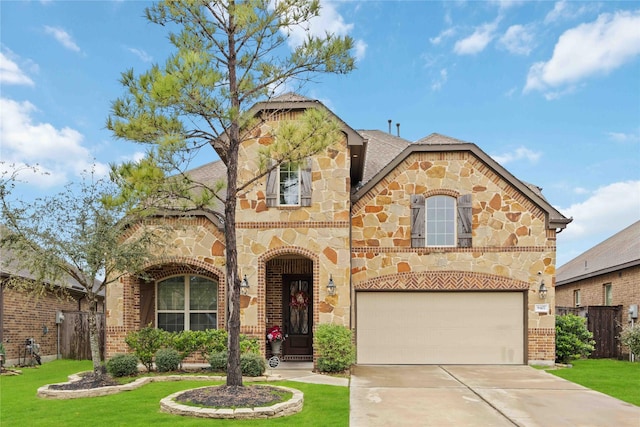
[603,283,613,305]
[411,193,472,247]
[279,162,300,205]
[266,158,312,207]
[157,275,218,332]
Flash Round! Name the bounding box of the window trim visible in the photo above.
[574,289,581,307]
[603,283,613,306]
[425,195,457,247]
[156,275,218,332]
[277,161,301,206]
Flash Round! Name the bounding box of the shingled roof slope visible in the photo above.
[556,220,640,285]
[358,130,411,184]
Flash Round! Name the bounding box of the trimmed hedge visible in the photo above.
[106,354,138,377]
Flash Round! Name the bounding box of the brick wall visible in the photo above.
[1,284,81,363]
[556,264,640,324]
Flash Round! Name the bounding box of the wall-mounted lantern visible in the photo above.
[241,275,250,295]
[538,272,547,300]
[327,274,336,296]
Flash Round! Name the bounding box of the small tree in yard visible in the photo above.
[107,0,355,387]
[556,314,595,364]
[0,167,164,378]
[620,324,640,359]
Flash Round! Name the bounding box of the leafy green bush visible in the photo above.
[106,354,138,377]
[125,326,167,371]
[198,329,228,357]
[208,351,228,371]
[556,314,595,363]
[314,324,355,373]
[155,348,181,372]
[240,353,266,377]
[169,330,200,367]
[240,334,260,354]
[620,324,640,357]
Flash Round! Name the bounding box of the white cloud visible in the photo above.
[557,180,640,242]
[525,10,640,96]
[491,146,541,164]
[454,21,499,55]
[126,47,153,63]
[607,131,640,143]
[544,1,597,25]
[353,39,367,62]
[283,0,365,59]
[430,28,456,45]
[0,52,34,86]
[431,68,448,91]
[499,24,534,55]
[0,97,108,188]
[43,25,81,53]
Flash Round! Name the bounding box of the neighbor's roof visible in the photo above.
[556,220,640,285]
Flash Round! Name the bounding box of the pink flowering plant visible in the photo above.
[266,325,285,342]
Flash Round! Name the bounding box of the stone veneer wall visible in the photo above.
[106,116,353,361]
[351,151,558,363]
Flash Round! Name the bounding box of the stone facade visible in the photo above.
[105,95,568,365]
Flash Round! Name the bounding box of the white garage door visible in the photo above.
[356,292,524,364]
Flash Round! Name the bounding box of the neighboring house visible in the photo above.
[556,221,640,357]
[0,244,105,365]
[106,94,571,365]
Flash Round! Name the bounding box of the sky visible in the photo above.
[1,0,639,267]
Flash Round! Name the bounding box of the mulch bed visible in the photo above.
[176,385,286,408]
[49,373,120,390]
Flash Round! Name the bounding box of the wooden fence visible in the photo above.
[60,311,105,360]
[556,305,622,359]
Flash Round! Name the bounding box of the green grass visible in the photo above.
[546,359,640,406]
[0,360,349,426]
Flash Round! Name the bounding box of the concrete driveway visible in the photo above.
[350,365,640,426]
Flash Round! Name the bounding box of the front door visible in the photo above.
[283,275,313,360]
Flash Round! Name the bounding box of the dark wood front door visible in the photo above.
[283,275,313,359]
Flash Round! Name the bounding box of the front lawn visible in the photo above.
[0,360,349,426]
[547,359,640,406]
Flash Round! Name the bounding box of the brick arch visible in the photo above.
[257,247,320,352]
[141,256,225,282]
[354,271,529,291]
[422,188,461,198]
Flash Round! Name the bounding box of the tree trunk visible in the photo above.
[87,294,103,378]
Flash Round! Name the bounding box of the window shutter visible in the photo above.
[411,195,425,247]
[140,281,155,327]
[265,159,278,207]
[300,158,312,207]
[457,194,472,247]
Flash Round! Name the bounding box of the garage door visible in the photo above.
[356,292,524,364]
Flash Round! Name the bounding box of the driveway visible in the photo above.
[350,365,640,426]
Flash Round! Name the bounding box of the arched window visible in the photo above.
[156,276,217,332]
[426,195,456,246]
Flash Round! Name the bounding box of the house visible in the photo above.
[556,220,640,358]
[106,94,571,365]
[0,243,105,365]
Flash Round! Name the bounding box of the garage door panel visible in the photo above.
[356,292,523,365]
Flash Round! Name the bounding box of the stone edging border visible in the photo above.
[160,385,303,419]
[37,372,285,399]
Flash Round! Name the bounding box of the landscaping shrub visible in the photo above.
[240,352,266,377]
[556,314,595,363]
[240,334,260,354]
[208,351,228,371]
[198,329,228,357]
[620,324,640,358]
[169,330,200,366]
[314,324,355,373]
[125,326,167,371]
[155,348,181,372]
[106,354,138,377]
